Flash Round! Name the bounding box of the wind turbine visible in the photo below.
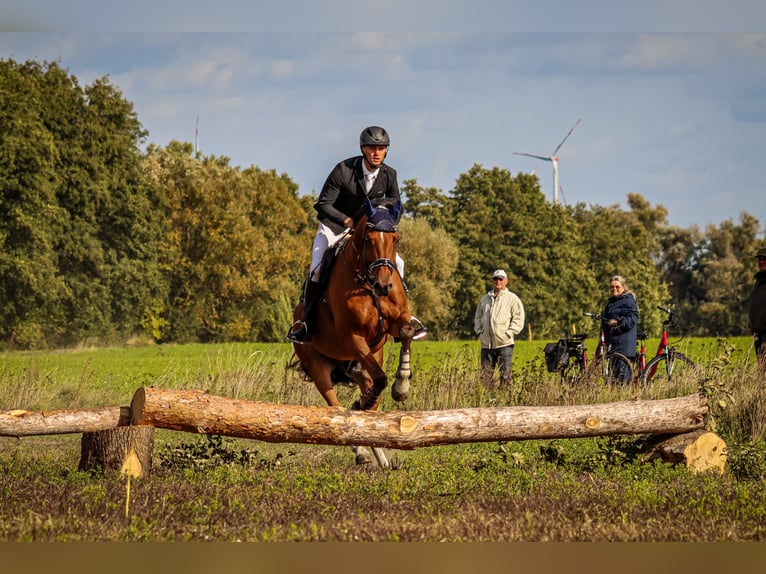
[514,118,581,205]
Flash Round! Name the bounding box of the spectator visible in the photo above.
[748,247,766,373]
[602,275,639,383]
[473,269,525,385]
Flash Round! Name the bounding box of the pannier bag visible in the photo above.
[543,339,569,372]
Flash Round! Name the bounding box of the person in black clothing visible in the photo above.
[748,247,766,373]
[602,275,639,382]
[287,126,419,343]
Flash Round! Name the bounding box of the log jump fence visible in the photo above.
[0,387,727,477]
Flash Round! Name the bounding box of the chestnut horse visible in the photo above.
[292,198,415,467]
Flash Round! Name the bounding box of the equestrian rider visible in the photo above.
[287,126,422,343]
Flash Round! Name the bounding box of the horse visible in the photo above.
[291,198,416,468]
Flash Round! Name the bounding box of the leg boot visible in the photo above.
[286,280,321,343]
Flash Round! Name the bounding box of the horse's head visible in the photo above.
[355,197,401,296]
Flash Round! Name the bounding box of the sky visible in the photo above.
[2,2,766,231]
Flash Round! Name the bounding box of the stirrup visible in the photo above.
[286,321,308,343]
[411,316,427,340]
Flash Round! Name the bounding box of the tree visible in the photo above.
[684,214,762,336]
[440,165,598,340]
[144,142,312,342]
[574,197,670,337]
[0,59,164,348]
[397,217,459,338]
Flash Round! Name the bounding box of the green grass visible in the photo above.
[1,337,765,541]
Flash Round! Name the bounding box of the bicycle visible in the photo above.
[635,306,698,386]
[543,333,588,385]
[543,313,633,385]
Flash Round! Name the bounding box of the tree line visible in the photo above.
[1,58,763,350]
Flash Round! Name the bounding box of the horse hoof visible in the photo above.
[391,388,409,402]
[355,452,374,465]
[392,379,410,402]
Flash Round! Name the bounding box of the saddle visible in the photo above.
[300,233,352,302]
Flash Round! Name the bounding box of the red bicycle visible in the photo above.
[635,306,697,386]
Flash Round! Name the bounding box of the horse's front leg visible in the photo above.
[353,346,388,412]
[392,323,415,402]
[352,445,390,469]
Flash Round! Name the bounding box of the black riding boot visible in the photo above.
[287,280,321,343]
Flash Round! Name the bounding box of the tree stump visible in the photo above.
[646,429,727,473]
[78,426,155,478]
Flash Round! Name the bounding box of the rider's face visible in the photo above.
[361,145,387,170]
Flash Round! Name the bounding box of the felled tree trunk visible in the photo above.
[645,429,727,473]
[0,407,130,437]
[78,426,155,478]
[130,386,708,449]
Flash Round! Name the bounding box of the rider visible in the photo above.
[287,126,423,343]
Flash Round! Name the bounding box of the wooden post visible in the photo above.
[79,426,155,478]
[130,386,709,449]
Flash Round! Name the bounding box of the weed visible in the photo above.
[157,434,292,472]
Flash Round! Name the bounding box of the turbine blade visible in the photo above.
[514,152,551,162]
[552,118,581,156]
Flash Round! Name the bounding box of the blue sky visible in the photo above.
[2,2,765,230]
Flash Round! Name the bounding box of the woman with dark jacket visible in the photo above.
[603,275,639,381]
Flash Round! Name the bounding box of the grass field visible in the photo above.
[0,336,756,409]
[1,337,765,541]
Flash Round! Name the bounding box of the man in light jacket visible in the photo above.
[473,269,525,385]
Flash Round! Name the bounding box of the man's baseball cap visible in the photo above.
[492,269,507,279]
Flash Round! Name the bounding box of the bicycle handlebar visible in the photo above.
[656,306,678,327]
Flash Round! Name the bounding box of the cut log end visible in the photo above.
[647,429,727,474]
[130,387,147,425]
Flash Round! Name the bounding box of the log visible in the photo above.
[646,429,727,473]
[79,426,155,478]
[0,407,130,437]
[130,387,708,449]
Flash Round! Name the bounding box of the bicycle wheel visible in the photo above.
[559,350,586,385]
[641,350,697,386]
[590,352,633,385]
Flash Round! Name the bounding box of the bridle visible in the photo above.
[347,221,398,291]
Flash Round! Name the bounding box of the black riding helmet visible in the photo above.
[359,126,390,147]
